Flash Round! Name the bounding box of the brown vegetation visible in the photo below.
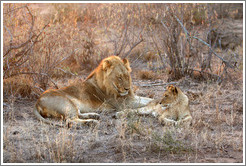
[2,3,243,163]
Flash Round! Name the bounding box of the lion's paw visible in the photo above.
[84,119,100,126]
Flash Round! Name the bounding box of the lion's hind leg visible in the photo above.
[67,118,99,127]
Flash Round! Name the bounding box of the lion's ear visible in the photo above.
[123,58,132,72]
[102,60,112,71]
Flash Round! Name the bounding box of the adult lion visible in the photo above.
[34,56,153,126]
[117,85,192,126]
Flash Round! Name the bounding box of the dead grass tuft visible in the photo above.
[137,70,158,80]
[142,52,159,62]
[3,77,33,98]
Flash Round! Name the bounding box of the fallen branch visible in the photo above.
[135,82,177,87]
[188,68,222,83]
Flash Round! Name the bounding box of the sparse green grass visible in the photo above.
[150,130,193,154]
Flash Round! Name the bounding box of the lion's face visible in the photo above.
[160,85,178,106]
[110,68,131,96]
[99,56,132,97]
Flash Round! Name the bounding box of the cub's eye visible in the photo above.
[164,94,169,98]
[118,77,122,81]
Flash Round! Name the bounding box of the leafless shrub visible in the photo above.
[99,4,145,58]
[145,4,241,86]
[3,4,49,79]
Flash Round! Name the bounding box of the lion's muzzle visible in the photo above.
[112,83,129,96]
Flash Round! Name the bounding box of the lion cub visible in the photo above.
[156,85,192,126]
[118,85,192,127]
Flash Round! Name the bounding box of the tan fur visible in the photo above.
[156,85,192,126]
[34,56,153,126]
[119,85,192,127]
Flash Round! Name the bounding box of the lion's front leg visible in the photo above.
[159,115,192,127]
[115,102,161,119]
[176,115,192,127]
[127,95,154,109]
[159,117,178,126]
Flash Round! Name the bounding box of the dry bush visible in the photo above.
[142,52,159,62]
[2,3,243,163]
[212,4,243,19]
[95,4,146,58]
[3,77,33,98]
[3,4,105,97]
[144,3,242,85]
[3,3,243,99]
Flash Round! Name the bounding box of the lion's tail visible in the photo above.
[33,106,65,127]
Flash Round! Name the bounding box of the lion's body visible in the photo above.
[34,56,153,126]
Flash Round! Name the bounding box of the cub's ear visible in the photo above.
[102,59,112,71]
[172,87,178,95]
[123,58,132,72]
[167,85,174,91]
[167,85,178,95]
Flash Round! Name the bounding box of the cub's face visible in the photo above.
[102,56,132,96]
[160,85,178,106]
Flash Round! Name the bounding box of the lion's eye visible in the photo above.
[118,77,122,81]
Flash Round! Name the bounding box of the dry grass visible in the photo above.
[3,76,34,98]
[2,77,243,163]
[2,3,243,164]
[137,70,159,80]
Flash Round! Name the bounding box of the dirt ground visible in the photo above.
[2,3,244,164]
[2,71,244,163]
